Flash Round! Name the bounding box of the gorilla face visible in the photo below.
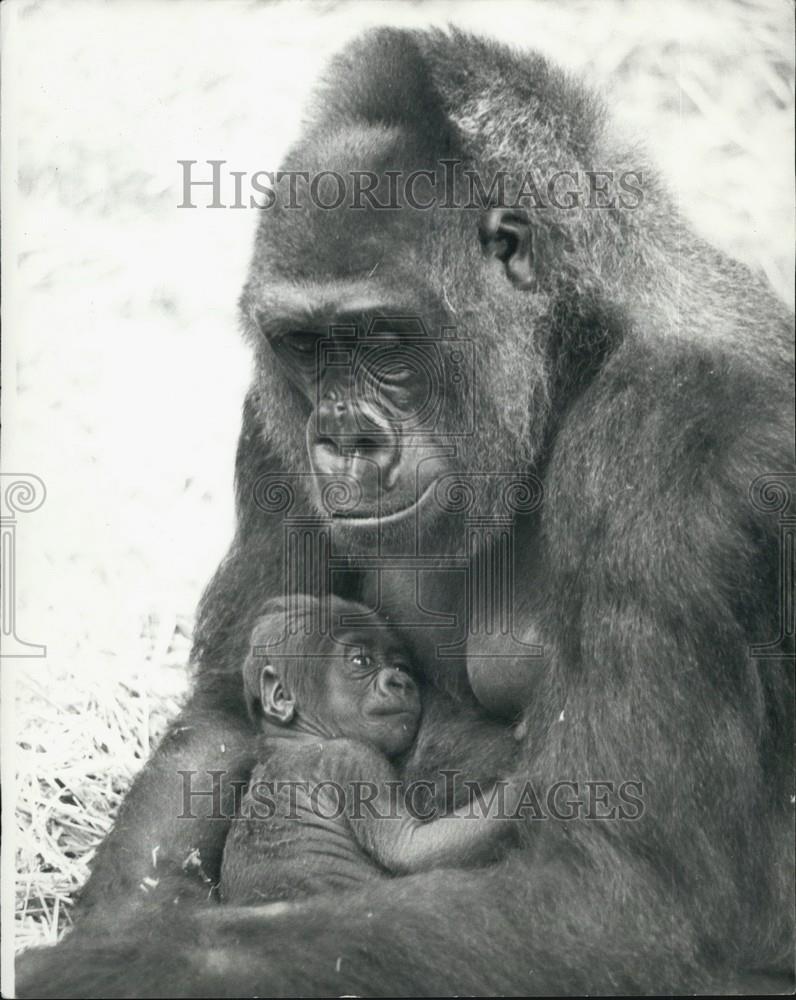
[241,127,551,540]
[240,129,480,530]
[263,315,462,521]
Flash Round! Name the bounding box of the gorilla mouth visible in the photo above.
[331,483,435,525]
[370,705,416,717]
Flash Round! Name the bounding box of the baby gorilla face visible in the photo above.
[321,629,421,756]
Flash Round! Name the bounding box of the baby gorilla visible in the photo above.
[220,596,514,904]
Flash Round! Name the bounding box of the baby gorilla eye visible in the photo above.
[350,653,373,668]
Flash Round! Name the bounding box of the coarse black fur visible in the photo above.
[17,27,795,997]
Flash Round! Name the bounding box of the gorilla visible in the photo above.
[220,595,520,906]
[17,26,794,998]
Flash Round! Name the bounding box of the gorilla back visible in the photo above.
[17,26,795,998]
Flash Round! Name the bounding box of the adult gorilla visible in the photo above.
[18,27,794,997]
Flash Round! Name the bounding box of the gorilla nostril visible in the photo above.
[385,670,409,692]
[318,396,350,430]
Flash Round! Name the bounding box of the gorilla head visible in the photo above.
[237,32,579,540]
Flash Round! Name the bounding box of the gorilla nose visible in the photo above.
[310,398,401,491]
[317,396,358,435]
[378,668,415,696]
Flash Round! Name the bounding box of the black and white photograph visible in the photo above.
[1,0,794,995]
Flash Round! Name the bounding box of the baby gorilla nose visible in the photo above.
[377,666,415,697]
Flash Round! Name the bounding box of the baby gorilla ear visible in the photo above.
[260,664,296,725]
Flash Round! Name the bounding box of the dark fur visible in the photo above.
[17,27,794,996]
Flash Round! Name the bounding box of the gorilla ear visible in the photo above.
[479,209,536,290]
[260,665,295,726]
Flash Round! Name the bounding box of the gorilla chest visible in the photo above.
[347,518,544,710]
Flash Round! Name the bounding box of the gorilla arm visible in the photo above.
[338,740,517,873]
[15,845,743,998]
[75,695,255,925]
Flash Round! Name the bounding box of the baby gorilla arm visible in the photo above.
[342,740,516,873]
[368,795,515,873]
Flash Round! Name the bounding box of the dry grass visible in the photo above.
[14,619,191,950]
[7,0,794,956]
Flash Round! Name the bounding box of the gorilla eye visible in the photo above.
[281,331,319,358]
[351,653,373,669]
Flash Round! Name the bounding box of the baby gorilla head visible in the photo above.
[243,596,421,757]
